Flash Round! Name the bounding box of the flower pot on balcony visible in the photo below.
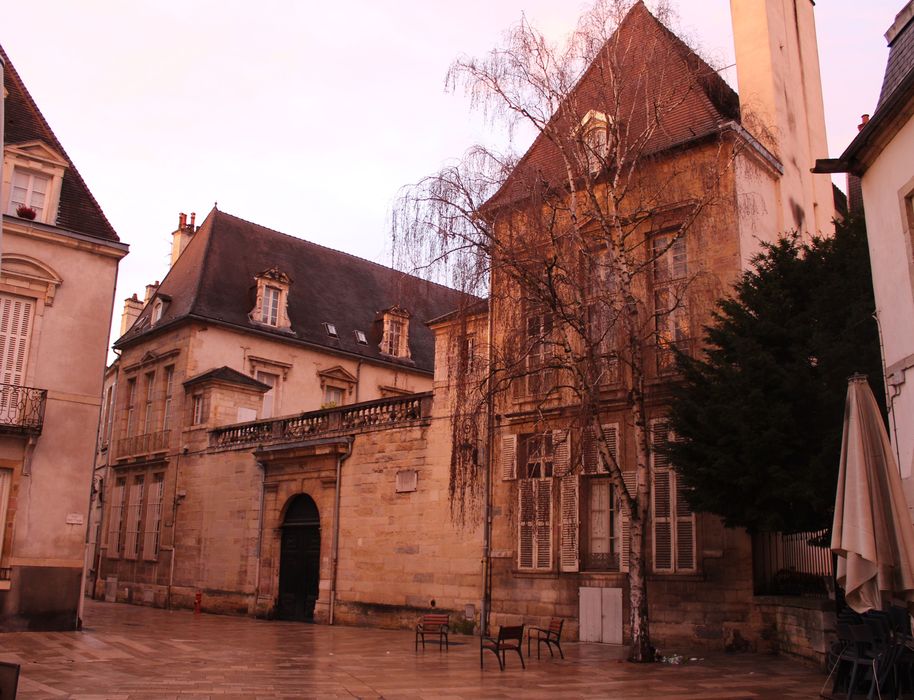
[15,206,36,220]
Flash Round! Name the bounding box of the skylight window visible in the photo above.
[355,330,368,345]
[324,322,338,338]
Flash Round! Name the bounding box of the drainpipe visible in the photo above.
[166,448,186,609]
[482,298,495,639]
[329,436,354,625]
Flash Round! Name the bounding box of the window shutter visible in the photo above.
[583,423,619,473]
[600,423,619,473]
[501,434,517,481]
[560,474,579,572]
[619,470,636,572]
[652,469,673,571]
[535,479,553,569]
[552,429,570,476]
[675,472,696,571]
[0,295,34,388]
[518,479,536,569]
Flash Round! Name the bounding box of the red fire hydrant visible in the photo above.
[194,591,202,615]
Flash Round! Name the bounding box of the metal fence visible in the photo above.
[752,528,833,597]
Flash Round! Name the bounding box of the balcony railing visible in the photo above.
[211,393,433,450]
[0,384,47,435]
[116,430,170,459]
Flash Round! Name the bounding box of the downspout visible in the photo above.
[166,449,184,609]
[329,436,354,625]
[482,299,495,639]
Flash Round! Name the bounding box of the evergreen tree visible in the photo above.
[668,217,883,533]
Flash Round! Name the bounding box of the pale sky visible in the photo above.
[0,1,901,352]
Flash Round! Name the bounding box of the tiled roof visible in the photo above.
[116,209,469,373]
[0,45,119,242]
[878,4,914,109]
[486,2,740,210]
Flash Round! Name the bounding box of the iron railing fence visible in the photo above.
[0,384,46,435]
[115,430,170,459]
[752,528,832,597]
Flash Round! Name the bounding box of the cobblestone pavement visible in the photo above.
[0,599,827,699]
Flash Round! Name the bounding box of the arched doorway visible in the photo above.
[277,494,321,621]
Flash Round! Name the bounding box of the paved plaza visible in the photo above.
[0,599,827,699]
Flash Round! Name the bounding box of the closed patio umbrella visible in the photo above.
[831,375,914,612]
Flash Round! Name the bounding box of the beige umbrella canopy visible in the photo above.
[831,375,914,612]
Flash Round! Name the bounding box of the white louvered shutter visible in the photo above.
[619,470,637,572]
[560,474,579,572]
[675,472,696,571]
[535,479,552,569]
[518,479,536,568]
[501,434,517,481]
[0,295,34,391]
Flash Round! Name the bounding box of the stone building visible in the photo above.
[93,0,840,657]
[0,46,127,630]
[94,208,469,621]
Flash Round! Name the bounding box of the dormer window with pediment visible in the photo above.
[579,110,613,174]
[250,268,292,331]
[380,306,411,359]
[3,141,68,226]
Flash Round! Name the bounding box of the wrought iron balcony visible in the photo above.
[0,384,47,435]
[115,430,171,459]
[211,393,433,450]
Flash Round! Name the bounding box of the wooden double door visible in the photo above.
[277,494,321,621]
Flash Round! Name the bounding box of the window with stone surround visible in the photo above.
[142,473,165,561]
[380,307,411,358]
[250,268,292,331]
[652,232,689,372]
[650,419,695,573]
[107,476,127,558]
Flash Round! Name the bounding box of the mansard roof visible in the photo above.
[116,209,469,373]
[486,2,740,209]
[0,45,119,242]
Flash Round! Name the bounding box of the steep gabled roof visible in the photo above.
[116,209,470,373]
[486,2,740,209]
[1,45,119,242]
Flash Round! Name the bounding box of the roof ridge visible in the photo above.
[0,44,119,242]
[212,209,462,295]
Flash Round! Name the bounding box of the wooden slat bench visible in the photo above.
[482,624,525,671]
[415,613,449,651]
[527,617,564,659]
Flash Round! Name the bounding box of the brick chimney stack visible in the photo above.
[171,211,196,267]
[144,281,160,304]
[120,293,144,335]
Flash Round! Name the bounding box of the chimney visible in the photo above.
[846,115,870,216]
[170,211,196,267]
[120,294,144,335]
[145,281,160,304]
[858,114,870,131]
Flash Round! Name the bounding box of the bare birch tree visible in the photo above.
[394,0,747,662]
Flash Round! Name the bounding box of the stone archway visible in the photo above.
[277,493,321,621]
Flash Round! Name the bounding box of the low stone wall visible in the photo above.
[752,596,836,667]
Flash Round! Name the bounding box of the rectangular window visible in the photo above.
[652,233,689,371]
[142,371,156,434]
[101,384,114,447]
[0,469,11,562]
[192,394,206,425]
[124,475,145,559]
[261,286,281,326]
[518,478,552,570]
[0,294,34,389]
[323,385,344,407]
[584,478,618,571]
[383,317,404,356]
[126,378,137,436]
[256,371,279,418]
[517,310,555,398]
[143,473,165,560]
[651,420,696,573]
[162,366,174,431]
[521,433,554,479]
[107,477,127,558]
[8,169,50,220]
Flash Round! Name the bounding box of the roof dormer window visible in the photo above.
[355,330,368,345]
[380,307,411,358]
[151,299,165,324]
[249,268,292,331]
[579,109,612,174]
[324,322,338,338]
[2,141,68,226]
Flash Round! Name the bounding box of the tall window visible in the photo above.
[143,473,165,560]
[107,477,127,558]
[256,371,279,418]
[8,169,49,220]
[652,233,689,371]
[101,384,114,447]
[192,394,206,425]
[584,479,617,570]
[162,366,174,431]
[651,420,696,573]
[519,309,555,397]
[261,286,281,326]
[124,475,145,559]
[125,378,138,436]
[516,431,568,571]
[142,371,156,434]
[0,469,11,562]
